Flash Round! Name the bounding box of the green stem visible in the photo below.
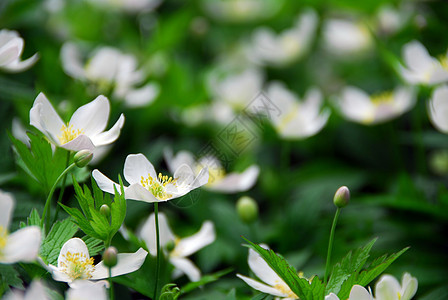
[324,208,341,285]
[154,202,161,300]
[53,152,71,224]
[108,267,114,300]
[41,162,77,232]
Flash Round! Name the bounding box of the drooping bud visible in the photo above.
[74,150,93,168]
[333,186,350,208]
[103,246,118,268]
[100,204,110,218]
[236,196,259,224]
[165,240,175,252]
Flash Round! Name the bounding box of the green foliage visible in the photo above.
[0,265,23,296]
[82,236,105,257]
[160,283,181,300]
[27,208,41,227]
[181,268,233,294]
[60,176,126,245]
[39,217,79,265]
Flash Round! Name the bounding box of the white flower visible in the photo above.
[138,212,215,282]
[237,246,298,299]
[86,0,162,13]
[400,41,448,85]
[325,285,373,300]
[246,9,318,66]
[375,273,418,300]
[61,43,160,108]
[164,149,259,193]
[338,86,415,124]
[30,93,125,151]
[3,280,51,300]
[66,280,107,300]
[0,190,41,264]
[266,82,330,139]
[323,18,372,56]
[92,153,209,202]
[428,85,448,133]
[375,4,412,36]
[0,29,38,73]
[46,238,147,285]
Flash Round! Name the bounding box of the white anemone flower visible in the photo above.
[266,82,330,139]
[30,93,125,151]
[325,285,373,300]
[92,153,209,202]
[428,85,448,133]
[375,273,418,300]
[0,191,41,264]
[138,212,215,282]
[61,43,160,108]
[237,246,298,299]
[46,238,147,286]
[338,86,415,125]
[247,9,318,66]
[86,0,162,13]
[3,280,51,300]
[164,149,259,193]
[399,41,448,85]
[0,29,38,73]
[66,280,107,300]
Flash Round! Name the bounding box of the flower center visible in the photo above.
[140,173,177,200]
[60,251,95,281]
[273,282,298,298]
[59,123,84,145]
[0,226,8,255]
[438,55,448,71]
[207,166,226,185]
[371,91,394,106]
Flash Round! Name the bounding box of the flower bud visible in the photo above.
[102,246,118,268]
[333,186,350,208]
[74,150,93,168]
[236,196,259,224]
[165,240,175,252]
[100,204,110,218]
[429,150,448,175]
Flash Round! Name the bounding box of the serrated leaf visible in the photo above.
[110,184,126,234]
[39,218,78,265]
[0,264,23,293]
[59,203,101,240]
[82,236,105,257]
[89,207,110,241]
[27,208,41,227]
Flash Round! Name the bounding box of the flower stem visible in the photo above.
[154,202,161,300]
[108,267,114,300]
[41,162,77,233]
[324,207,341,285]
[52,152,71,224]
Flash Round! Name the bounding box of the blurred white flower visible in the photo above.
[323,18,372,56]
[399,41,448,85]
[325,285,373,300]
[46,238,147,286]
[164,149,259,193]
[66,280,107,300]
[138,212,215,282]
[93,153,209,202]
[237,246,298,299]
[375,273,418,300]
[0,190,41,264]
[3,280,51,300]
[30,93,125,151]
[0,29,38,72]
[86,0,162,13]
[338,86,415,124]
[202,0,283,23]
[375,4,412,36]
[246,9,318,66]
[428,85,448,133]
[61,43,160,108]
[266,82,330,139]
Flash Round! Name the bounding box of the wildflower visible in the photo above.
[164,149,259,193]
[66,281,107,300]
[325,285,373,300]
[338,86,415,124]
[92,153,209,202]
[30,93,125,151]
[399,41,448,85]
[138,213,215,282]
[266,82,330,139]
[46,238,147,285]
[202,0,282,23]
[428,85,448,133]
[0,190,41,264]
[375,273,417,300]
[0,29,38,72]
[86,0,162,13]
[3,280,51,300]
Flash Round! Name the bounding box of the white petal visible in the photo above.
[58,238,90,269]
[0,38,22,66]
[69,95,110,136]
[401,273,418,300]
[208,165,259,193]
[247,247,284,287]
[3,53,39,73]
[2,226,41,264]
[125,183,158,203]
[163,149,196,174]
[402,40,435,73]
[90,113,125,147]
[90,248,148,279]
[138,212,175,255]
[66,280,108,300]
[123,153,157,185]
[349,285,373,300]
[60,43,87,80]
[24,280,50,300]
[124,83,160,108]
[0,190,14,228]
[375,274,401,300]
[170,257,201,282]
[49,265,71,282]
[60,134,95,151]
[29,92,65,145]
[339,86,374,123]
[174,221,215,257]
[325,293,340,300]
[236,274,289,297]
[428,85,448,133]
[393,86,416,112]
[92,169,122,195]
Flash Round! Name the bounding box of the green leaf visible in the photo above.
[160,283,181,300]
[59,203,102,240]
[27,208,41,227]
[0,264,23,295]
[40,217,79,265]
[110,180,126,234]
[82,236,105,257]
[89,207,110,241]
[250,294,274,300]
[180,268,233,294]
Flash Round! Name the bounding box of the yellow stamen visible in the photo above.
[438,55,448,71]
[273,282,298,298]
[170,237,182,257]
[60,251,95,280]
[59,123,84,144]
[140,173,177,201]
[370,91,394,106]
[0,226,8,254]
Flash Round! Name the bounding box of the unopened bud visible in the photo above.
[103,246,118,268]
[100,204,110,218]
[165,240,175,252]
[236,196,258,224]
[429,150,448,176]
[74,150,93,168]
[333,186,350,208]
